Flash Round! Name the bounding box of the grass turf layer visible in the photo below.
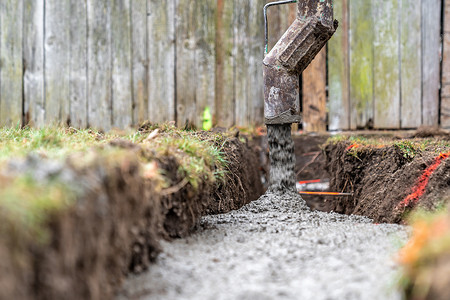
[0,125,263,300]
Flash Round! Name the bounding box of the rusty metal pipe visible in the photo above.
[263,0,338,125]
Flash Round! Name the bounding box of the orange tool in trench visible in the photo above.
[298,191,354,197]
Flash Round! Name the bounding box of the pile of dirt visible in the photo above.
[0,129,263,300]
[324,138,450,223]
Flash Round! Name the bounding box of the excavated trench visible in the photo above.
[118,126,409,300]
[0,131,264,300]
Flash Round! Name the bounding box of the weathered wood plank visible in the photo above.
[442,0,450,128]
[131,0,148,125]
[23,0,45,127]
[303,48,327,132]
[349,0,373,129]
[175,0,197,127]
[111,0,133,128]
[373,0,400,129]
[215,0,235,127]
[0,0,23,126]
[87,0,112,130]
[328,0,349,131]
[248,0,266,126]
[148,0,176,124]
[45,0,71,125]
[422,0,441,126]
[69,0,88,128]
[400,0,422,128]
[234,0,250,127]
[442,95,450,128]
[266,1,291,50]
[194,0,216,129]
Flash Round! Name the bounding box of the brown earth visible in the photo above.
[0,151,161,300]
[324,140,450,223]
[0,131,263,300]
[293,135,331,210]
[142,134,263,238]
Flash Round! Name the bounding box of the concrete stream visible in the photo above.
[118,192,409,300]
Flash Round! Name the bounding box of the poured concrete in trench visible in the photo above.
[118,192,408,300]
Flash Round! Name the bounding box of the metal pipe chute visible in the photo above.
[263,0,338,125]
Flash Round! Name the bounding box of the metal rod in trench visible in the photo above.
[264,0,298,55]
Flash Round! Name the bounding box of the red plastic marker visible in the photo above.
[298,191,353,197]
[298,179,322,185]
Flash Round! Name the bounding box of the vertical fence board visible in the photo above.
[176,0,197,127]
[442,0,450,128]
[422,0,441,126]
[267,2,291,50]
[23,0,45,127]
[267,4,281,50]
[69,0,88,128]
[87,0,112,130]
[373,0,400,129]
[0,0,23,126]
[248,0,265,126]
[195,0,216,129]
[215,0,235,127]
[111,0,133,128]
[303,49,327,132]
[400,0,422,128]
[45,1,70,125]
[349,0,373,129]
[131,0,148,125]
[148,0,175,124]
[328,0,349,131]
[234,0,250,127]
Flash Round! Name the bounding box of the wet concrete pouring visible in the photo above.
[118,125,409,300]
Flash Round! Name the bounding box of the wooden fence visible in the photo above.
[0,0,448,130]
[1,0,284,130]
[329,0,444,130]
[442,0,450,127]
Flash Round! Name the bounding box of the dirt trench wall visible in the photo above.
[0,134,263,300]
[0,152,162,300]
[324,141,450,223]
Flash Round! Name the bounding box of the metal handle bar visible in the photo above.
[264,0,298,55]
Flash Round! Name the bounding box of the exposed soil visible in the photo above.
[293,134,331,210]
[324,139,450,223]
[0,131,263,300]
[147,135,263,238]
[293,135,329,181]
[1,152,161,300]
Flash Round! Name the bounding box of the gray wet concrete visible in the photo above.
[118,192,409,300]
[267,124,297,194]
